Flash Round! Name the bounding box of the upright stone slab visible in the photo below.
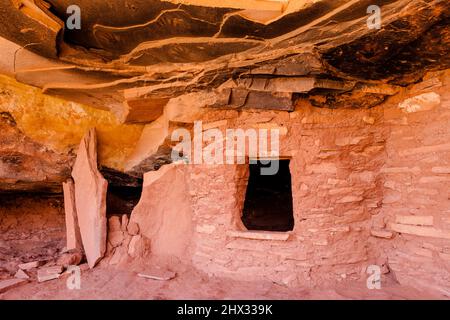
[130,163,193,258]
[72,128,108,268]
[63,178,82,251]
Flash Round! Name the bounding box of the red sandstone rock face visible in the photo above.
[71,129,108,268]
[0,112,73,193]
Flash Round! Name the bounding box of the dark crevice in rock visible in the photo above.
[99,166,143,188]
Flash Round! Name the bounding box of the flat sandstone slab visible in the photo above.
[226,230,290,241]
[0,278,28,293]
[37,266,64,283]
[72,128,108,268]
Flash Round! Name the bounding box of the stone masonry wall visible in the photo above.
[129,70,450,292]
[373,70,450,295]
[185,96,389,287]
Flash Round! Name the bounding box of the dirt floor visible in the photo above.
[0,195,448,300]
[1,257,446,300]
[0,195,65,279]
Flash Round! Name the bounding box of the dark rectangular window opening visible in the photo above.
[242,159,294,232]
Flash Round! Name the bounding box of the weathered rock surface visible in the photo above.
[0,75,144,192]
[71,129,108,268]
[109,246,128,266]
[0,194,66,278]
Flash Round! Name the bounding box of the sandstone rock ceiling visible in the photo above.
[0,0,448,118]
[0,0,449,192]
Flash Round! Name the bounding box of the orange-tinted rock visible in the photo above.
[0,111,72,192]
[72,129,108,268]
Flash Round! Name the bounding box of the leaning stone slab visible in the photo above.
[72,128,108,268]
[18,261,43,270]
[63,178,82,251]
[0,278,28,293]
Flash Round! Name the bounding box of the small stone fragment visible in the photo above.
[56,250,83,267]
[137,270,176,281]
[18,261,43,270]
[121,214,129,232]
[127,221,140,236]
[37,266,64,283]
[14,269,30,280]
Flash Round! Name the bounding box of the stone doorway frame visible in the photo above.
[229,156,294,241]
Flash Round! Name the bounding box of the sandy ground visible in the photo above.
[1,197,447,300]
[1,259,446,300]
